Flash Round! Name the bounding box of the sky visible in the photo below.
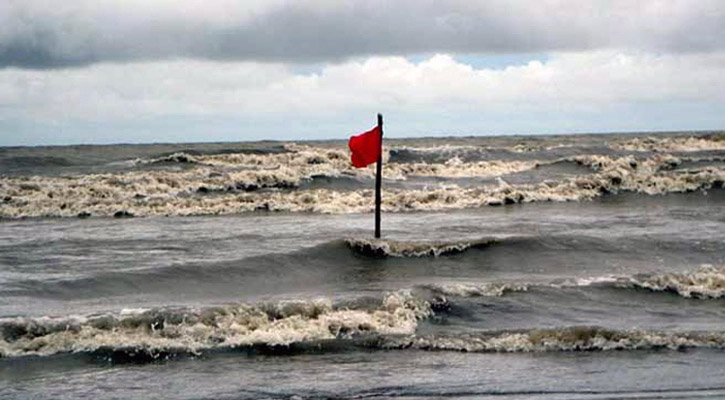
[1,0,724,146]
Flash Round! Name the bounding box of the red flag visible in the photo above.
[348,126,381,168]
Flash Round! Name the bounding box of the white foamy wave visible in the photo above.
[623,266,725,299]
[385,326,725,353]
[1,165,723,218]
[0,143,555,218]
[611,134,725,152]
[414,264,725,301]
[509,143,577,153]
[1,152,723,218]
[384,157,540,180]
[345,238,496,257]
[137,146,538,180]
[421,282,528,297]
[570,154,724,195]
[390,144,487,156]
[419,266,725,300]
[0,291,431,359]
[549,275,624,288]
[134,152,203,165]
[543,266,725,299]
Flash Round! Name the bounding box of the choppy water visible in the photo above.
[1,131,725,399]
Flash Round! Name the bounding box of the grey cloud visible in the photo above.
[2,0,725,69]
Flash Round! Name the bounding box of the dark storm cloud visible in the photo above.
[1,0,724,69]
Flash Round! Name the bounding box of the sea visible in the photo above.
[1,131,724,400]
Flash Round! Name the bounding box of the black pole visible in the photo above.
[375,113,383,239]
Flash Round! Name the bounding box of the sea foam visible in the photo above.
[0,291,430,358]
[1,144,724,218]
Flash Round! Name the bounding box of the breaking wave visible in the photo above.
[385,326,725,353]
[137,152,204,165]
[419,265,725,300]
[420,282,529,297]
[5,309,725,360]
[345,238,496,257]
[3,266,725,360]
[135,146,538,180]
[0,291,431,359]
[1,143,724,218]
[0,145,552,218]
[384,158,539,180]
[622,266,725,299]
[611,134,725,152]
[540,266,725,299]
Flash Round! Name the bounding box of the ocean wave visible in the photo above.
[3,271,725,360]
[418,266,725,300]
[17,238,714,302]
[611,134,725,152]
[1,151,723,218]
[384,158,540,180]
[546,266,725,299]
[509,143,577,153]
[385,326,725,353]
[420,282,528,297]
[135,147,539,180]
[136,152,204,165]
[345,238,496,258]
[390,142,574,158]
[0,144,553,218]
[0,291,431,359]
[389,145,489,162]
[622,266,725,299]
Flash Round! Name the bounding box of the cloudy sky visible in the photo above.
[1,0,724,145]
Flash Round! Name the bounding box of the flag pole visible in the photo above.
[375,113,383,239]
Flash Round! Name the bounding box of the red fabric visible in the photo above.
[348,126,381,168]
